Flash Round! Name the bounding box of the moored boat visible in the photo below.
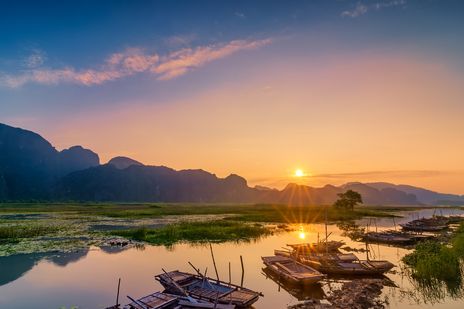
[297,254,394,276]
[261,255,325,285]
[277,246,394,276]
[362,230,433,245]
[107,291,235,309]
[155,270,261,308]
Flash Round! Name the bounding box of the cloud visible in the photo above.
[341,2,368,18]
[0,38,272,88]
[341,0,406,18]
[23,49,46,68]
[311,170,447,179]
[152,39,272,81]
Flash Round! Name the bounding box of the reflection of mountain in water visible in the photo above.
[0,249,90,287]
[44,248,89,267]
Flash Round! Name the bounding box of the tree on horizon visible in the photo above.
[333,190,363,211]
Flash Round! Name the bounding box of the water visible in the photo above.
[1,208,464,309]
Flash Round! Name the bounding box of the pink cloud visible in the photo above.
[153,39,272,80]
[0,38,271,88]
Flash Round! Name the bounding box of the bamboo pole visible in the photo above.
[228,262,231,286]
[116,278,121,307]
[210,243,220,282]
[240,255,245,287]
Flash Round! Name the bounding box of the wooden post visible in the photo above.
[210,243,220,282]
[228,262,231,286]
[116,278,121,307]
[240,255,245,287]
[325,207,328,255]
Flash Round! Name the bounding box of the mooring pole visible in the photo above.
[325,207,328,255]
[210,243,220,282]
[228,262,231,286]
[240,255,245,287]
[116,278,121,307]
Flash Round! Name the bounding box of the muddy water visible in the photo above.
[0,208,463,309]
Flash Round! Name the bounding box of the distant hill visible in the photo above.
[366,182,464,206]
[108,156,143,169]
[0,122,462,205]
[0,123,99,200]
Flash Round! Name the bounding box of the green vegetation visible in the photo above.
[0,202,400,221]
[0,202,441,256]
[0,224,61,241]
[110,220,274,245]
[334,190,363,211]
[402,222,464,302]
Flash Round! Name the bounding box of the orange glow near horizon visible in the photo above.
[26,51,464,194]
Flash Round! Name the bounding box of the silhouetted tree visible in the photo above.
[333,190,363,211]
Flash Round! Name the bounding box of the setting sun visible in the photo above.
[295,169,304,177]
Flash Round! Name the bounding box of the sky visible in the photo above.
[1,0,464,194]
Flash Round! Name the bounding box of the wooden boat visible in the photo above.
[276,248,393,276]
[286,241,344,253]
[261,255,325,285]
[155,270,261,308]
[362,230,433,245]
[400,217,448,232]
[118,291,235,309]
[261,267,326,301]
[297,254,394,276]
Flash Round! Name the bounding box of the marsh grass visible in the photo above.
[110,220,274,245]
[0,202,400,222]
[0,224,61,240]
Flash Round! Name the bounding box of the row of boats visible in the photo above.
[260,215,464,286]
[261,240,394,287]
[362,215,464,246]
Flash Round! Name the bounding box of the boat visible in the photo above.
[261,255,325,285]
[155,270,261,308]
[276,247,394,276]
[362,230,433,245]
[261,267,326,301]
[286,241,345,253]
[297,254,394,276]
[115,291,235,309]
[400,217,448,232]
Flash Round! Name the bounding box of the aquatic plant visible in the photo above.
[110,220,274,245]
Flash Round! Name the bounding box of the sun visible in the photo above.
[295,169,304,177]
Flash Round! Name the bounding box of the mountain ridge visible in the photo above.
[0,122,462,205]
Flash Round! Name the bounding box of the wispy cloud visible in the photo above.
[341,0,406,18]
[23,49,46,68]
[0,39,271,88]
[152,39,271,80]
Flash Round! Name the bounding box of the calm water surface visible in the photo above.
[1,208,464,309]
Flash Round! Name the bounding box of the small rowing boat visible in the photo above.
[363,230,433,245]
[155,270,261,308]
[261,255,325,285]
[107,291,235,309]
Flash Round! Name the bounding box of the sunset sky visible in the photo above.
[1,1,464,193]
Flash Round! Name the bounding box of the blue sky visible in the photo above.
[1,1,464,193]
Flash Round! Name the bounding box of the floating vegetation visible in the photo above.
[110,220,275,245]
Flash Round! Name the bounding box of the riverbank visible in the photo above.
[0,202,458,256]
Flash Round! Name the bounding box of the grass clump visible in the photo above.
[0,224,61,241]
[402,222,464,301]
[110,220,273,245]
[403,241,460,282]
